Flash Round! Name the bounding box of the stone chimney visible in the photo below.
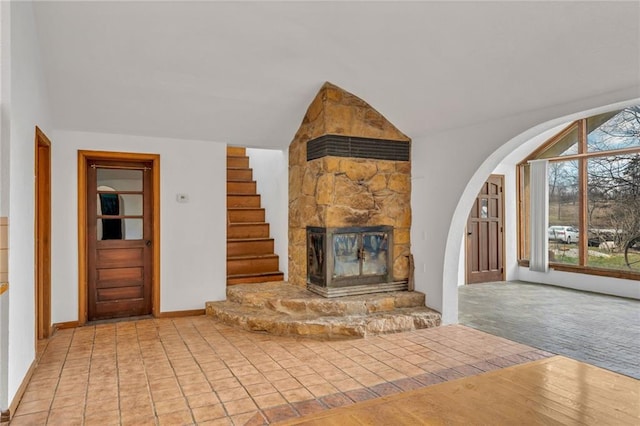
[288,82,412,289]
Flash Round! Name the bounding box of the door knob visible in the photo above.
[145,240,152,247]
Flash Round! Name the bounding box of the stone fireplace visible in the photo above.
[289,82,412,297]
[206,82,441,338]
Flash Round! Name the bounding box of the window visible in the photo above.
[518,106,640,278]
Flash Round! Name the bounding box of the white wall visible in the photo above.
[412,93,640,324]
[246,148,289,278]
[412,119,528,322]
[0,0,9,413]
[50,130,228,322]
[0,0,8,217]
[518,268,640,299]
[4,0,53,408]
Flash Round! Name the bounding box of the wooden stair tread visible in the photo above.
[227,194,261,207]
[228,253,279,260]
[227,168,254,182]
[227,208,266,223]
[228,222,267,226]
[227,146,246,155]
[227,280,284,286]
[227,238,275,257]
[227,274,285,286]
[228,271,283,277]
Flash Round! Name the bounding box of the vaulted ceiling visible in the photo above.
[33,1,640,149]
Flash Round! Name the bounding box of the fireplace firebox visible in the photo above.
[307,226,408,297]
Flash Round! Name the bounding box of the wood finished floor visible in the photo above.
[280,356,640,426]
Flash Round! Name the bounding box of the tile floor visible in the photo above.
[11,316,552,425]
[459,281,640,379]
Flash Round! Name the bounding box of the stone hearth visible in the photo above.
[206,282,441,339]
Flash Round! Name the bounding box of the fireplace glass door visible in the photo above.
[361,232,389,276]
[308,232,326,282]
[307,226,393,288]
[333,233,360,278]
[333,232,390,279]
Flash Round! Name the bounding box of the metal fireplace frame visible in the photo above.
[306,225,408,297]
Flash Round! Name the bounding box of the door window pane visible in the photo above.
[123,219,144,240]
[480,199,488,218]
[98,219,122,240]
[97,168,143,191]
[98,193,120,216]
[119,194,143,216]
[97,218,143,240]
[97,193,143,216]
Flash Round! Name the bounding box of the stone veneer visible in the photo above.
[289,82,412,287]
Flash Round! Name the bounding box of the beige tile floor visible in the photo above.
[10,316,551,425]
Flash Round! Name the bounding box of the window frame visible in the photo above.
[517,115,640,280]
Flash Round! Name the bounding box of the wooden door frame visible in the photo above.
[35,127,52,339]
[465,174,506,284]
[78,150,160,325]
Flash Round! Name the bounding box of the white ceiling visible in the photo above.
[33,1,640,149]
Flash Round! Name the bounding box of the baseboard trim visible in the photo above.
[7,359,36,420]
[156,309,205,318]
[53,320,80,330]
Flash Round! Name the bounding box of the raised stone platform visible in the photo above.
[205,281,441,339]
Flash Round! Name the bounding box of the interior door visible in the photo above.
[35,128,51,338]
[87,160,153,321]
[466,175,504,284]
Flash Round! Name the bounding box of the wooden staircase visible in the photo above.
[227,147,284,285]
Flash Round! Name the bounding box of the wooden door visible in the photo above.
[35,127,51,339]
[87,160,153,321]
[466,175,504,284]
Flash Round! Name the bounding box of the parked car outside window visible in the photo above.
[548,226,580,243]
